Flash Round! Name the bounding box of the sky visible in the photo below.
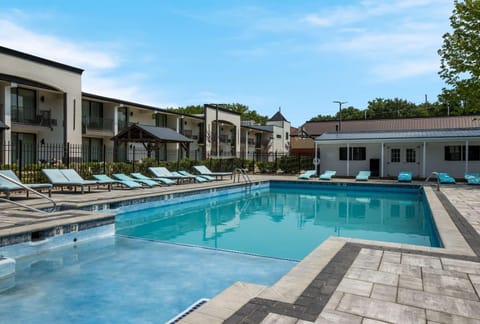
[0,0,454,127]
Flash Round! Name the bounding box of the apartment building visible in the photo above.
[0,46,290,165]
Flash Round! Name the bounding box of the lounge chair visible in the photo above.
[437,172,455,184]
[0,170,52,198]
[177,170,213,183]
[61,169,101,190]
[92,174,143,189]
[397,171,413,182]
[113,173,160,187]
[131,173,176,186]
[319,170,336,180]
[148,167,193,183]
[42,169,97,194]
[298,170,316,180]
[193,165,232,180]
[355,171,371,181]
[465,173,480,185]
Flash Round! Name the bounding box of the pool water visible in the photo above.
[116,183,441,260]
[0,236,295,323]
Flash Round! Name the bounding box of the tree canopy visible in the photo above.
[169,103,268,125]
[308,98,448,122]
[438,0,480,113]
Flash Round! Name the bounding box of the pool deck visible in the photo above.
[1,175,480,323]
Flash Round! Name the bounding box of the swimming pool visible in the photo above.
[0,236,295,323]
[116,181,442,260]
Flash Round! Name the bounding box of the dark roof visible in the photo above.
[0,46,84,74]
[303,115,480,136]
[315,128,480,143]
[111,124,194,143]
[242,125,273,133]
[0,120,9,129]
[268,110,289,122]
[290,126,299,136]
[204,104,241,115]
[0,73,61,92]
[82,92,203,120]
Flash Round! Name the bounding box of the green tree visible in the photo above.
[367,98,418,119]
[336,106,364,120]
[438,0,480,113]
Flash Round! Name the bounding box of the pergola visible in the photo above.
[111,123,193,159]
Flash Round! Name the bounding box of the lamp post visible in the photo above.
[333,100,347,132]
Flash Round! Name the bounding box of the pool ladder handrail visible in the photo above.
[233,168,252,184]
[424,171,440,191]
[0,173,56,213]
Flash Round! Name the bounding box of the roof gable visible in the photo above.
[268,111,288,122]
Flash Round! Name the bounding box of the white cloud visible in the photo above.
[0,19,116,69]
[0,17,169,106]
[372,60,439,80]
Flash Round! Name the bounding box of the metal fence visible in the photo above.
[1,142,315,183]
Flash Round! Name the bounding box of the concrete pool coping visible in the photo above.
[1,175,479,323]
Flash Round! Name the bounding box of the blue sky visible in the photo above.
[0,0,453,126]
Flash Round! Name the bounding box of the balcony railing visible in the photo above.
[12,110,57,128]
[82,117,114,131]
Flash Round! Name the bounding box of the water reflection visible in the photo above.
[115,187,440,259]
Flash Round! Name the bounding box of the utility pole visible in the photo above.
[333,101,347,132]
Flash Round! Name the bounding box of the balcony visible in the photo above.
[82,117,114,136]
[12,110,57,130]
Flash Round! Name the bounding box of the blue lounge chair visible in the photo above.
[61,169,100,189]
[148,167,192,183]
[298,170,316,180]
[193,165,232,180]
[178,170,213,182]
[0,170,52,198]
[42,169,96,194]
[130,173,175,186]
[113,173,160,187]
[93,174,143,189]
[437,172,455,184]
[319,170,336,180]
[465,173,480,185]
[397,171,413,182]
[355,171,371,181]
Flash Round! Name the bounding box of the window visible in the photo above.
[117,107,128,131]
[276,134,281,139]
[82,100,104,128]
[339,147,366,161]
[155,114,167,127]
[391,148,400,162]
[406,149,416,163]
[11,87,36,123]
[445,145,480,161]
[11,132,36,165]
[82,138,103,162]
[286,132,289,140]
[468,146,480,160]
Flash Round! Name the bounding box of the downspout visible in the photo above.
[381,142,384,177]
[466,140,469,174]
[422,142,426,178]
[347,142,350,177]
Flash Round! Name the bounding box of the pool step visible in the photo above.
[0,256,16,292]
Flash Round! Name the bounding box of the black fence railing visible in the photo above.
[1,142,315,183]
